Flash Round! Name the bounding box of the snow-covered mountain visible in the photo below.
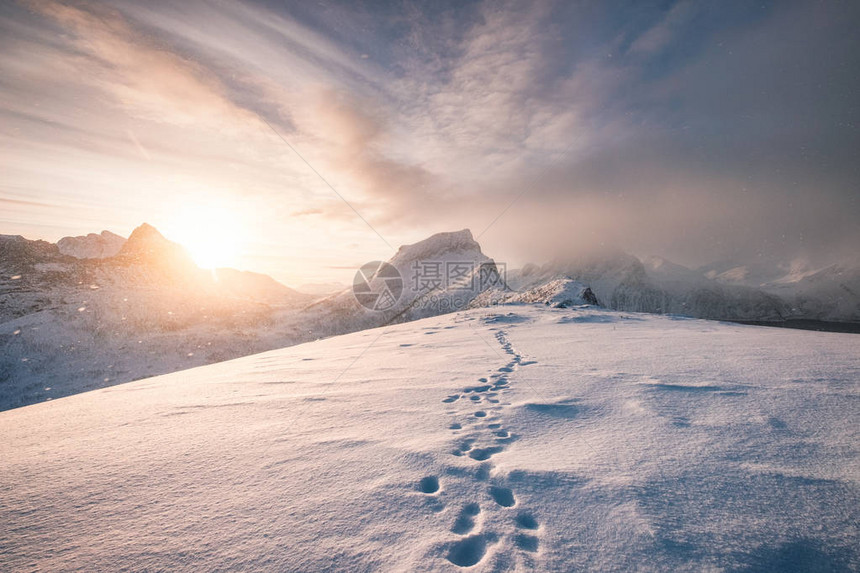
[57,230,126,259]
[506,249,792,321]
[304,229,503,331]
[2,305,857,571]
[697,258,821,287]
[668,255,860,322]
[0,227,503,410]
[766,262,860,322]
[0,224,315,410]
[2,226,858,410]
[504,245,860,323]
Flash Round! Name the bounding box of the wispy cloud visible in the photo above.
[22,0,260,131]
[628,1,695,56]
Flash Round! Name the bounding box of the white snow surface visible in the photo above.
[2,305,858,572]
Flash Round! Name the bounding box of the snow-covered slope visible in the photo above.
[57,230,126,259]
[1,305,857,571]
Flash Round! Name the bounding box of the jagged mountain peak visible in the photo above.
[123,223,166,248]
[118,223,191,263]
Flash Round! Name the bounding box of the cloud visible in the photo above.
[296,88,441,223]
[21,0,262,132]
[628,1,695,56]
[3,0,859,280]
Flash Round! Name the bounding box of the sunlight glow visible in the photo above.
[163,204,244,269]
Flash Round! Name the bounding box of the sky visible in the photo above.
[1,0,858,284]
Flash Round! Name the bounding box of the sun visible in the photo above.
[163,204,244,269]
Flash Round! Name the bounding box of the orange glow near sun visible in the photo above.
[163,203,245,269]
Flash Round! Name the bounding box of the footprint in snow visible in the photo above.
[453,438,475,457]
[515,533,539,553]
[514,502,542,555]
[515,512,538,530]
[451,503,480,534]
[468,446,504,461]
[418,476,440,494]
[489,486,516,507]
[464,384,491,393]
[447,534,490,567]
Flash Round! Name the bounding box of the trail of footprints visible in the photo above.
[418,329,542,568]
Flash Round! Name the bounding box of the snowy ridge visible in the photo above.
[1,305,857,571]
[471,278,598,309]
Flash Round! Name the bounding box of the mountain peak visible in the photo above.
[121,223,169,252]
[392,229,482,264]
[118,223,193,270]
[126,222,162,240]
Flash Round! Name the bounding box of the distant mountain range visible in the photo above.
[2,224,858,410]
[506,249,860,323]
